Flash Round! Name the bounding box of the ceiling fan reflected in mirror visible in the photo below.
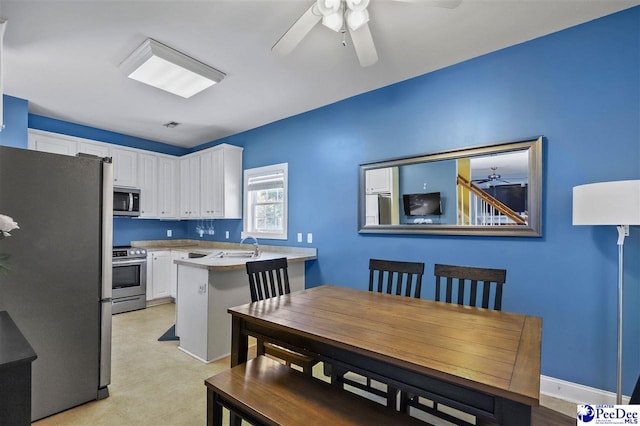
[272,0,462,67]
[473,167,510,186]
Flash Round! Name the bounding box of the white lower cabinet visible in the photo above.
[170,251,188,299]
[147,250,187,302]
[148,251,172,300]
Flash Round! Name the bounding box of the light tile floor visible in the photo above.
[33,303,576,425]
[34,303,229,425]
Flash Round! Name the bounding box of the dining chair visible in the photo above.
[433,263,507,310]
[402,263,507,425]
[245,257,318,375]
[331,258,425,408]
[369,258,425,298]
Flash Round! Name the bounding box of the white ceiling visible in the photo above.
[1,0,637,148]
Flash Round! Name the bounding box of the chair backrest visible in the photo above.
[434,264,507,310]
[369,258,425,298]
[246,257,291,302]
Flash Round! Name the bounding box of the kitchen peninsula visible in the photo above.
[133,240,316,363]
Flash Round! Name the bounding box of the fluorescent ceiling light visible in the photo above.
[119,38,225,99]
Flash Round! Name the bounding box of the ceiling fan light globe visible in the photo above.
[317,0,342,16]
[322,12,344,32]
[346,9,369,31]
[346,0,370,12]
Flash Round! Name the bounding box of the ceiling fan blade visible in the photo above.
[272,4,321,57]
[348,23,378,67]
[391,0,462,9]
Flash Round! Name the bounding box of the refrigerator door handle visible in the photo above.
[99,299,112,390]
[102,160,113,300]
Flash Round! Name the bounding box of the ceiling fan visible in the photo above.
[473,167,510,185]
[272,0,462,67]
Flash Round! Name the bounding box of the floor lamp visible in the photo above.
[573,179,640,404]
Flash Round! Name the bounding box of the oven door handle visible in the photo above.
[112,259,147,266]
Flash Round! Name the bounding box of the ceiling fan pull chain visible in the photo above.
[341,28,348,47]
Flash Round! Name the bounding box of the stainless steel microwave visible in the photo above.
[113,187,140,217]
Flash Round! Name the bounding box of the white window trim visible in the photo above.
[243,162,288,240]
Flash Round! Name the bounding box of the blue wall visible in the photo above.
[195,7,640,395]
[399,160,456,224]
[0,95,28,148]
[1,6,638,396]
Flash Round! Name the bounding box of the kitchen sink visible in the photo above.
[188,252,208,259]
[213,250,259,259]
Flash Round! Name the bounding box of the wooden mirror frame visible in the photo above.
[358,136,543,237]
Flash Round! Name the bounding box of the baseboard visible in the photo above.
[541,375,630,405]
[146,297,174,307]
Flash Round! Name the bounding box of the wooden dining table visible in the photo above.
[228,285,542,425]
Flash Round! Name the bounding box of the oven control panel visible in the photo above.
[112,247,147,259]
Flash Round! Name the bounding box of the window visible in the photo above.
[243,163,288,240]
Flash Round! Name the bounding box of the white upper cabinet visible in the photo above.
[157,156,178,218]
[28,132,77,156]
[77,141,110,158]
[27,130,243,221]
[112,147,138,188]
[365,168,392,194]
[138,153,158,218]
[200,144,243,219]
[179,155,201,219]
[200,148,223,217]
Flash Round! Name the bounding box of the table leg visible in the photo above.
[500,399,532,426]
[206,388,222,426]
[230,315,248,368]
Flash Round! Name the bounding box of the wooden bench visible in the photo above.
[205,355,427,426]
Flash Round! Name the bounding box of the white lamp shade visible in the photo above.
[573,180,640,225]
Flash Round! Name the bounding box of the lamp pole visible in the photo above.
[616,225,628,405]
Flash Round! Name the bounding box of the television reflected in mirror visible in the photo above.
[358,136,542,237]
[403,192,442,216]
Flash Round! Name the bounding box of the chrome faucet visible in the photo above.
[240,235,260,257]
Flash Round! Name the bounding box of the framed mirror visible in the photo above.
[358,136,542,236]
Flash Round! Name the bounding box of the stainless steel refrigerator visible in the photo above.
[0,146,113,421]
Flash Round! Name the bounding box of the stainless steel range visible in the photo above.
[112,246,147,314]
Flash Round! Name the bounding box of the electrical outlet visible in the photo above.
[307,233,313,244]
[225,231,230,239]
[297,233,302,243]
[167,229,172,237]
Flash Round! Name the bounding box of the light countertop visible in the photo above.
[131,239,317,271]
